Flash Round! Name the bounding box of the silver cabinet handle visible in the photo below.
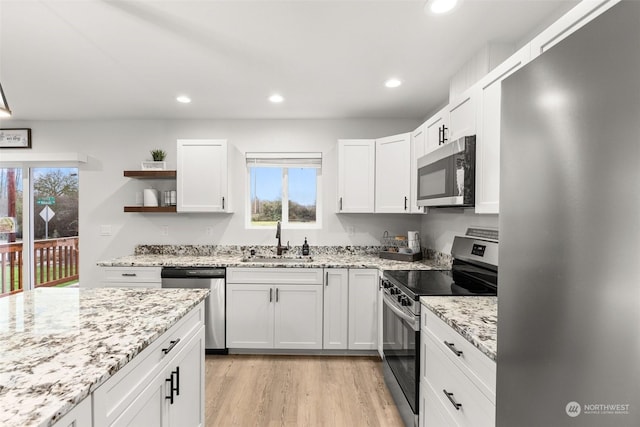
[270,288,273,302]
[121,273,137,277]
[443,389,462,410]
[276,287,279,302]
[444,341,463,356]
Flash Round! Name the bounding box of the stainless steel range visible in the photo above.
[381,233,498,427]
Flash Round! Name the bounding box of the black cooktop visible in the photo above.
[384,265,497,299]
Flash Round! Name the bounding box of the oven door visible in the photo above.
[382,292,420,414]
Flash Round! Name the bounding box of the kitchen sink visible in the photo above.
[241,256,314,263]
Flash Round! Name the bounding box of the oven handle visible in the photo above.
[383,294,419,331]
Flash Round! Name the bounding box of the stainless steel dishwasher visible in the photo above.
[161,267,226,354]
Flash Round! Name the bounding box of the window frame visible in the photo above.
[245,154,322,230]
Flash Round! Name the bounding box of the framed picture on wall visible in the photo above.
[0,128,31,148]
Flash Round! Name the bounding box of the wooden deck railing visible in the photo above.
[0,237,79,296]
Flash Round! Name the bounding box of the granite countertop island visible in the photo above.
[420,296,497,361]
[0,287,209,427]
[97,245,452,271]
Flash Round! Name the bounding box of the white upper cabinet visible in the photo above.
[410,124,427,214]
[425,106,449,155]
[337,139,376,213]
[447,86,477,142]
[475,46,531,214]
[530,0,619,59]
[176,139,229,213]
[375,133,411,213]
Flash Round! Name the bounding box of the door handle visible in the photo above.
[174,366,180,396]
[339,197,343,211]
[165,375,174,404]
[270,288,273,302]
[404,196,408,210]
[162,338,181,355]
[444,341,463,356]
[276,287,279,302]
[121,273,137,277]
[325,271,328,287]
[443,389,462,410]
[442,125,448,143]
[222,197,225,210]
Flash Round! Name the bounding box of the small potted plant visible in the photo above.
[142,149,167,170]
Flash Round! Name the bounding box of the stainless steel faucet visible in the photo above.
[276,221,289,255]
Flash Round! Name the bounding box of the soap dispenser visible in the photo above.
[302,237,310,256]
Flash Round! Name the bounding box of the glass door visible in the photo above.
[0,167,79,297]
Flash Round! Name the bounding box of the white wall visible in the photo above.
[420,209,498,255]
[4,118,423,286]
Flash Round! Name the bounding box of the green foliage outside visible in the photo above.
[251,199,316,224]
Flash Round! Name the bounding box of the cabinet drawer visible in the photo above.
[103,282,161,289]
[102,267,162,283]
[227,268,323,284]
[422,309,496,402]
[421,381,457,427]
[423,332,495,427]
[93,303,204,427]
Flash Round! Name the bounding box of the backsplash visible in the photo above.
[134,244,452,267]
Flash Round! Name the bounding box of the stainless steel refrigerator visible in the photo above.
[497,2,640,426]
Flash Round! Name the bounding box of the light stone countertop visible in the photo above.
[420,296,497,361]
[0,287,209,427]
[97,252,447,271]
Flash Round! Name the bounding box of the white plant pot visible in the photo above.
[141,161,166,170]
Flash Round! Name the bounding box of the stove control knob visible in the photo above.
[397,295,403,303]
[383,281,393,289]
[401,297,412,306]
[390,287,399,295]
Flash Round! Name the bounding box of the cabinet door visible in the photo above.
[226,284,274,348]
[375,133,411,213]
[337,139,375,213]
[323,269,349,350]
[448,87,477,141]
[348,269,378,350]
[166,327,205,427]
[409,124,427,214]
[111,371,166,427]
[377,274,384,359]
[530,0,619,59]
[475,46,530,214]
[425,106,449,154]
[177,139,228,212]
[274,284,323,349]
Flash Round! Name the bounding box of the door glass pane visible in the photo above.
[250,167,282,226]
[288,168,316,223]
[0,168,22,296]
[32,168,79,289]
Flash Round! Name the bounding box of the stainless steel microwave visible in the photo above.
[417,135,476,207]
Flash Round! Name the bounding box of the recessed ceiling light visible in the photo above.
[176,95,191,104]
[269,94,284,103]
[426,0,460,15]
[385,78,402,88]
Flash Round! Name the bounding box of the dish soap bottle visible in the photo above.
[302,237,310,256]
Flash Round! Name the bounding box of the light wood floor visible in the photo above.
[205,354,405,427]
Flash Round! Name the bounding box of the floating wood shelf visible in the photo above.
[124,170,177,178]
[124,206,177,213]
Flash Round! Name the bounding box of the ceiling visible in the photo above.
[0,0,578,121]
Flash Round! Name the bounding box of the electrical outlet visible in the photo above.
[205,226,214,236]
[100,225,112,236]
[160,225,169,236]
[347,226,355,236]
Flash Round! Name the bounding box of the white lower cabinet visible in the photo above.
[226,268,324,350]
[323,269,349,350]
[93,302,205,427]
[419,308,495,427]
[348,269,378,350]
[226,267,377,352]
[52,396,92,427]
